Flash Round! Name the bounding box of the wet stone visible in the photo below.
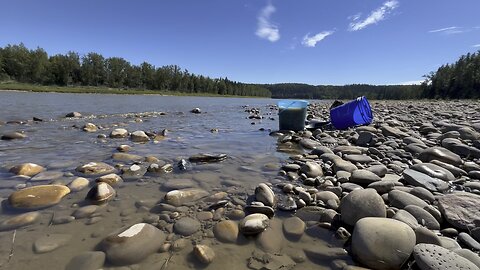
[65,251,106,270]
[33,233,72,254]
[255,183,275,207]
[30,171,64,181]
[110,128,129,138]
[194,244,215,264]
[10,163,45,177]
[1,131,27,140]
[0,211,40,231]
[164,188,209,206]
[240,213,269,235]
[76,162,115,176]
[73,205,99,219]
[283,217,305,239]
[8,185,70,209]
[174,217,201,236]
[96,173,123,186]
[101,223,166,266]
[214,220,239,243]
[85,182,116,204]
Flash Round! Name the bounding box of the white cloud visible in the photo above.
[473,44,480,48]
[428,26,465,35]
[397,80,424,85]
[302,31,334,47]
[349,0,399,31]
[256,3,280,42]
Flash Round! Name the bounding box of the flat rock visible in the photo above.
[102,223,165,266]
[352,217,416,270]
[0,211,40,231]
[344,154,374,164]
[162,179,196,191]
[213,220,239,243]
[33,233,72,254]
[438,192,480,230]
[411,163,455,182]
[419,147,463,166]
[8,185,70,209]
[76,162,115,175]
[1,131,27,140]
[164,188,209,206]
[73,205,99,219]
[403,169,449,192]
[283,216,305,239]
[174,217,201,236]
[65,251,106,270]
[30,171,64,181]
[10,163,44,177]
[111,152,142,162]
[413,243,478,270]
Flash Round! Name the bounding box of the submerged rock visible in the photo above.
[33,234,72,254]
[174,217,201,236]
[76,162,115,175]
[189,153,227,163]
[213,220,239,243]
[101,223,166,266]
[164,188,209,206]
[9,163,44,177]
[65,251,106,270]
[8,185,70,209]
[0,211,40,231]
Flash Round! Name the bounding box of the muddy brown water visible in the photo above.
[0,91,342,269]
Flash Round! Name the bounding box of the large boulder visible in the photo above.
[339,188,386,226]
[413,244,478,270]
[352,217,416,270]
[438,192,480,230]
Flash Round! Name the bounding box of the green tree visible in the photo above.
[81,53,106,86]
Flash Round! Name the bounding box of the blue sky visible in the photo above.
[1,0,479,85]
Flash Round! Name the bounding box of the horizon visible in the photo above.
[1,0,479,86]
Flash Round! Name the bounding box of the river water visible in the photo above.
[0,91,343,270]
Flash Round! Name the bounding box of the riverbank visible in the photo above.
[0,82,265,98]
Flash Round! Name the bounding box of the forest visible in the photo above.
[0,43,479,99]
[421,51,480,99]
[0,43,271,97]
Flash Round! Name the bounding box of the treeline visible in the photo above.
[421,51,480,99]
[264,83,422,100]
[0,43,271,97]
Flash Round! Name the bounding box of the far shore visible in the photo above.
[0,82,267,98]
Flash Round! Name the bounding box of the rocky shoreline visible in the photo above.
[0,100,479,269]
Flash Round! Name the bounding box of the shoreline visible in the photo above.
[0,83,268,99]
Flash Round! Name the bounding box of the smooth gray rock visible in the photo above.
[333,159,358,173]
[388,190,429,209]
[404,205,440,230]
[410,187,436,203]
[65,251,106,270]
[368,180,395,194]
[349,169,382,185]
[33,234,72,254]
[393,209,420,229]
[343,154,374,164]
[414,226,442,245]
[458,232,480,251]
[352,217,415,270]
[454,249,480,269]
[102,223,166,266]
[300,162,323,178]
[366,164,388,177]
[283,217,305,239]
[174,217,201,236]
[403,169,449,192]
[164,188,209,206]
[438,192,480,230]
[340,188,386,226]
[413,243,478,270]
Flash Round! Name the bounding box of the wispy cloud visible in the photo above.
[428,26,465,35]
[349,0,399,31]
[302,31,334,47]
[256,3,280,42]
[473,44,480,48]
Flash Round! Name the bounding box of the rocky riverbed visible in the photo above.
[0,97,480,270]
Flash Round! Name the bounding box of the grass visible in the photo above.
[0,81,266,98]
